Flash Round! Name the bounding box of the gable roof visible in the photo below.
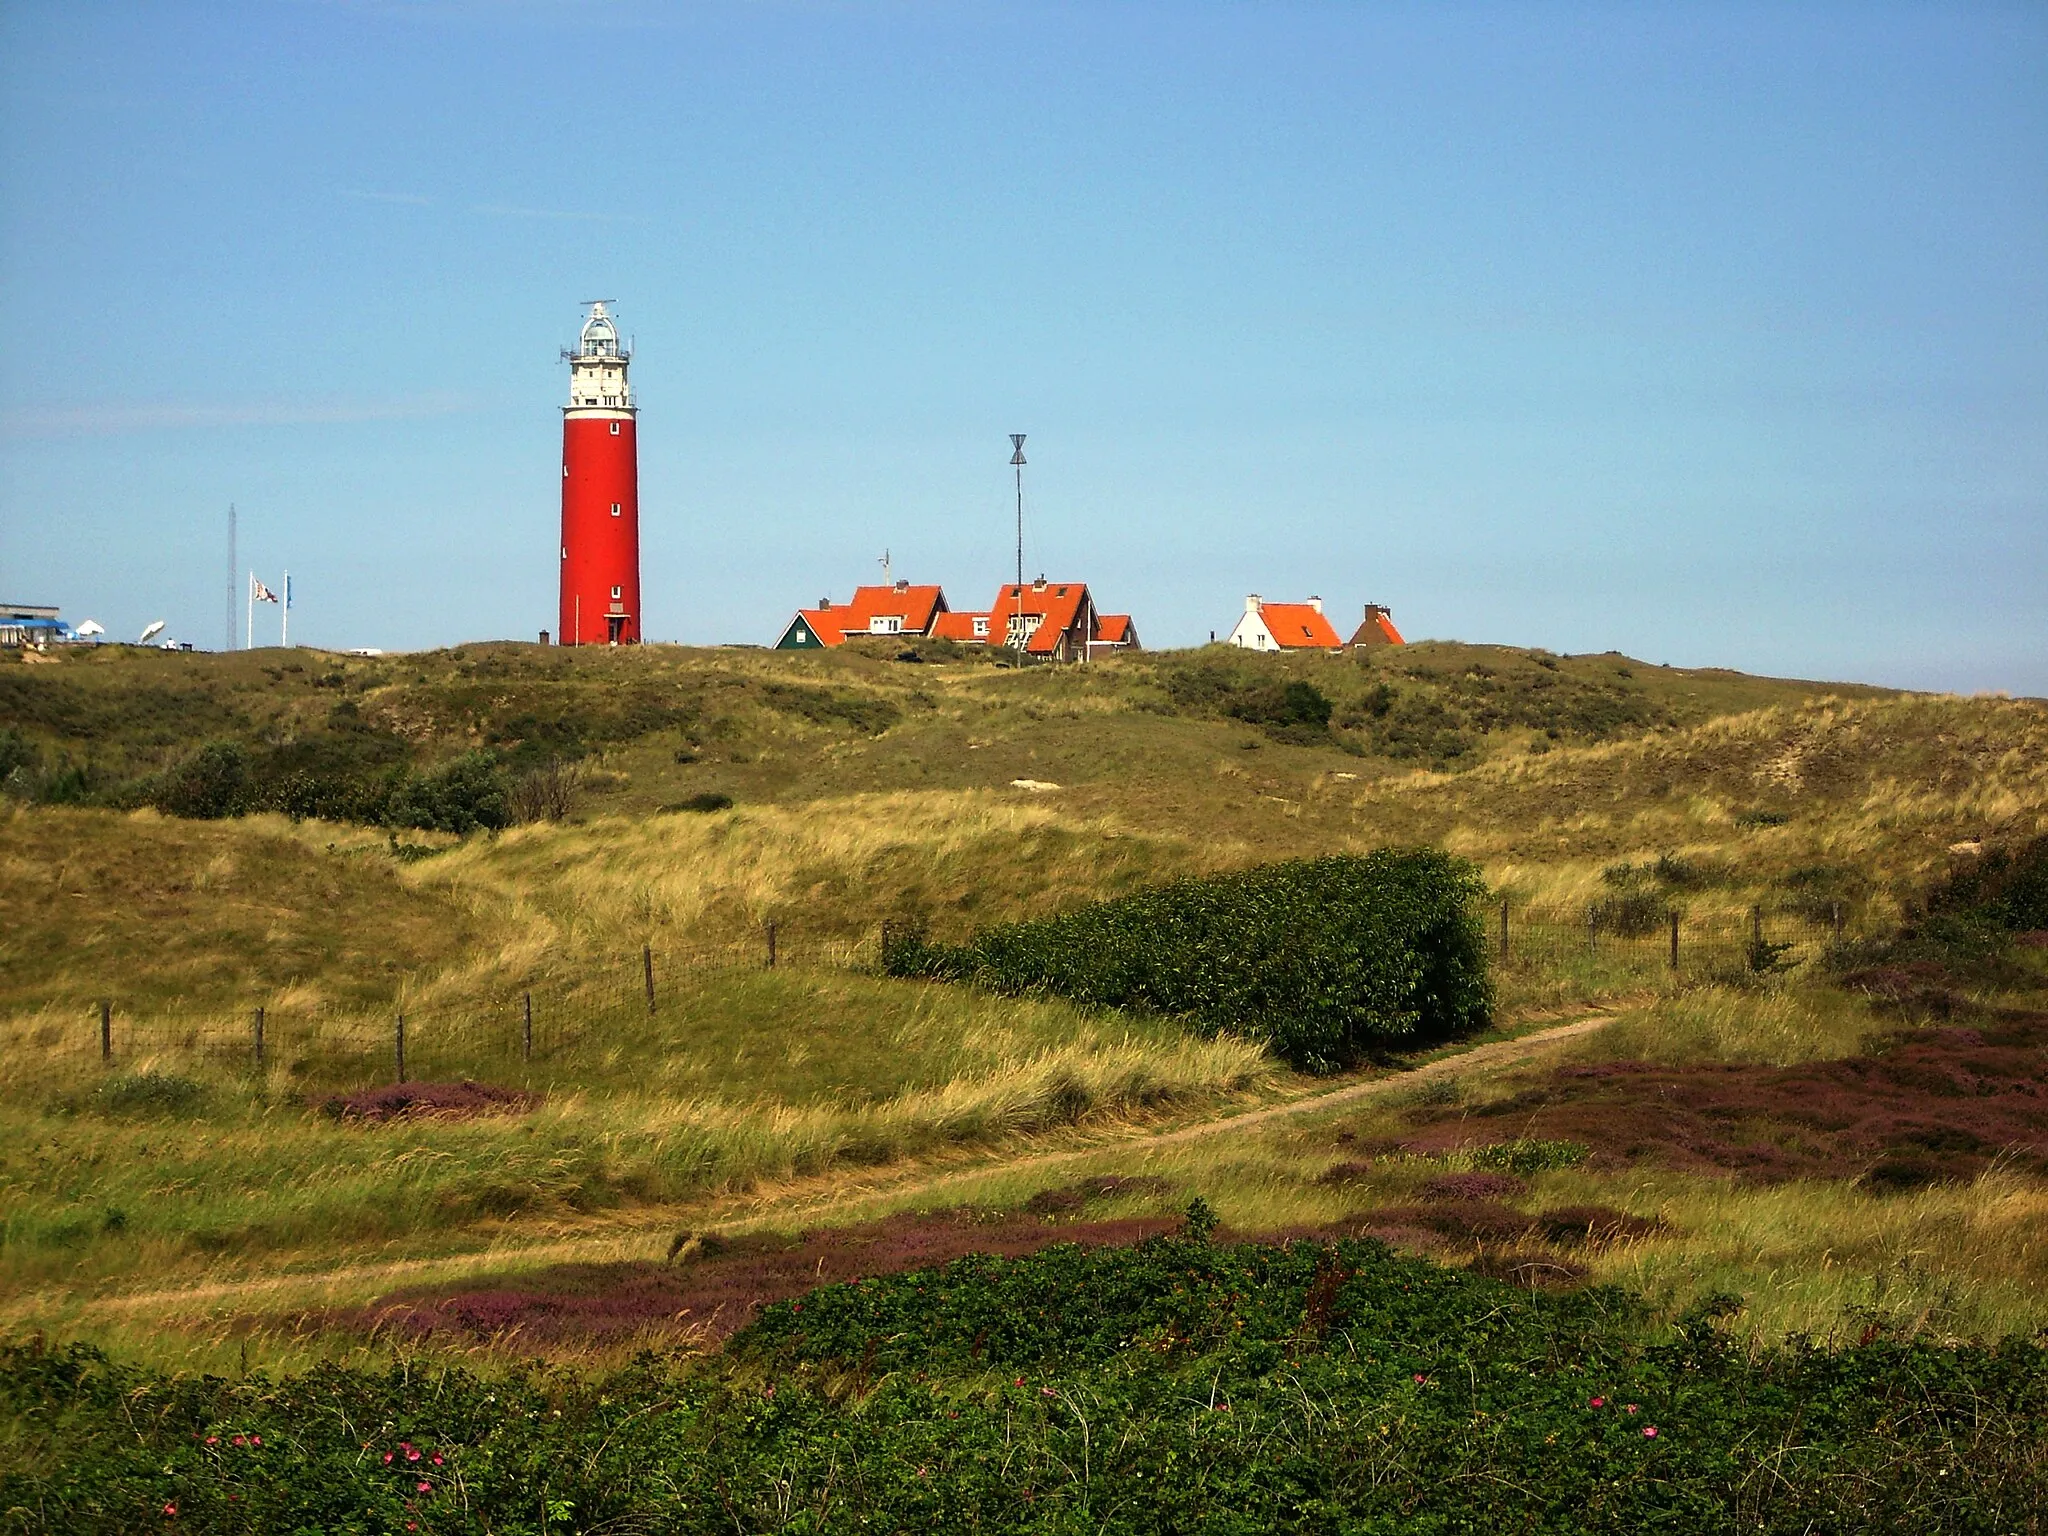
[1094,613,1134,645]
[783,582,948,647]
[988,581,1092,654]
[930,610,990,641]
[1256,602,1343,649]
[1349,607,1405,646]
[844,583,946,634]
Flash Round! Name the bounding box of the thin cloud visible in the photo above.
[470,201,642,224]
[344,189,434,206]
[1,395,472,439]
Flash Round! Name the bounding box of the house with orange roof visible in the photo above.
[775,581,949,650]
[947,578,1138,662]
[1225,595,1343,652]
[1348,603,1405,647]
[1088,612,1141,656]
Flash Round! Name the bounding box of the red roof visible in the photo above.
[792,583,947,645]
[1094,614,1134,644]
[1257,602,1343,649]
[1349,608,1405,646]
[988,581,1092,654]
[930,610,989,642]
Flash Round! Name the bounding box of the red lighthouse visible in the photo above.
[558,301,641,645]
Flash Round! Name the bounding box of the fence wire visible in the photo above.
[12,904,1860,1095]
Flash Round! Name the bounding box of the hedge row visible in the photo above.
[883,851,1492,1073]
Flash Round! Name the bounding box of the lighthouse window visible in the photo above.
[611,502,621,517]
[609,422,621,436]
[610,585,622,600]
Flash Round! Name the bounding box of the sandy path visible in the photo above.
[80,1013,1609,1319]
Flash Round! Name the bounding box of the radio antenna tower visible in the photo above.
[1009,434,1027,661]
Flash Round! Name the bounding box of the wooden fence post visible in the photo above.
[1831,901,1844,942]
[1668,911,1680,971]
[253,1006,265,1071]
[1752,905,1763,951]
[522,992,533,1062]
[643,946,656,1015]
[100,1000,112,1063]
[1586,909,1598,958]
[1498,897,1510,962]
[395,1013,407,1084]
[766,921,778,970]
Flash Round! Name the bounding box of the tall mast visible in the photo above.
[226,504,236,651]
[1010,434,1026,661]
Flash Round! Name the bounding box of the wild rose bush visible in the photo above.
[6,1215,2045,1533]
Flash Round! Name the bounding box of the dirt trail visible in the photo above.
[83,1014,1609,1319]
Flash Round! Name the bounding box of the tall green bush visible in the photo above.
[885,851,1492,1072]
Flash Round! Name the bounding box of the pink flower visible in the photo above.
[1589,1397,1605,1408]
[1015,1377,1025,1387]
[382,1453,394,1464]
[1413,1374,1428,1384]
[431,1454,443,1465]
[406,1448,421,1462]
[232,1435,246,1447]
[250,1435,261,1446]
[417,1479,432,1493]
[1643,1425,1659,1438]
[163,1504,178,1518]
[1625,1404,1638,1415]
[1040,1387,1057,1398]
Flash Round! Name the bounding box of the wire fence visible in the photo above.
[10,924,876,1097]
[13,903,1866,1096]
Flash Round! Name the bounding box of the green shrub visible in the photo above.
[1590,889,1671,937]
[383,752,509,834]
[886,851,1492,1072]
[1927,835,2048,932]
[147,741,250,819]
[13,1229,2045,1533]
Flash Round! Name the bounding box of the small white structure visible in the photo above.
[1225,595,1343,651]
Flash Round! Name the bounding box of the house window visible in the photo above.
[611,585,622,599]
[1006,614,1039,643]
[609,422,621,436]
[611,503,621,517]
[972,616,989,637]
[868,615,901,634]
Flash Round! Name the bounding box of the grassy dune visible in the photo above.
[3,640,2047,1380]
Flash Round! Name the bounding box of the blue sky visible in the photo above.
[2,2,2043,692]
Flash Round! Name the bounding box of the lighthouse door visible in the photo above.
[606,615,627,645]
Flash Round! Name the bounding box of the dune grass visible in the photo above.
[6,642,2048,1380]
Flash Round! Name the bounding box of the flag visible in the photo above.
[252,578,280,604]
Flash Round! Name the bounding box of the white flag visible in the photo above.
[252,578,280,604]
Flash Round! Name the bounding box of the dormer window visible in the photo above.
[868,615,902,634]
[972,616,989,637]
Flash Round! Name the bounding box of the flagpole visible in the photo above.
[246,572,254,651]
[281,572,290,648]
